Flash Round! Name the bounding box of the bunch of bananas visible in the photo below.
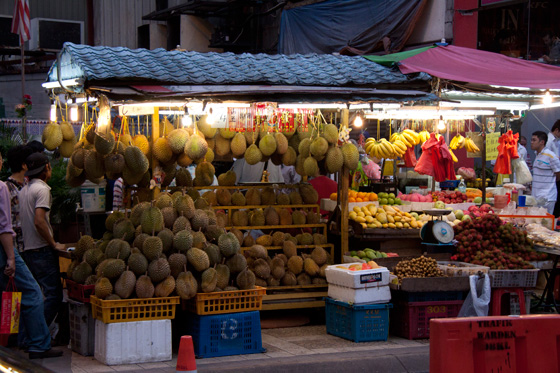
[366,138,399,159]
[449,134,465,150]
[418,130,430,144]
[464,137,480,153]
[390,129,420,147]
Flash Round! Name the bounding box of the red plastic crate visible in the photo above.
[391,300,463,339]
[66,279,95,303]
[430,315,560,373]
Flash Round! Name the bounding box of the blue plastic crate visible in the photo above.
[325,298,392,342]
[391,290,465,303]
[439,180,460,189]
[185,311,265,358]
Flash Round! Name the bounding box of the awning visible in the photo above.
[365,44,560,90]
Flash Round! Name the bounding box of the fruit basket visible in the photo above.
[488,269,539,288]
[182,287,266,315]
[66,279,95,303]
[90,296,179,323]
[437,261,490,277]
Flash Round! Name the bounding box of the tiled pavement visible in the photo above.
[23,325,430,373]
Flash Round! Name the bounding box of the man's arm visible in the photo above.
[0,233,15,276]
[0,185,15,275]
[34,208,64,250]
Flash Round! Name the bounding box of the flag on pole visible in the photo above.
[11,0,30,42]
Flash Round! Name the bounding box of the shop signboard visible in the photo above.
[480,0,514,5]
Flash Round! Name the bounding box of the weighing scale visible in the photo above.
[419,209,456,253]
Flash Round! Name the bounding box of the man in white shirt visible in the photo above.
[230,159,284,184]
[548,121,560,216]
[518,136,528,162]
[531,131,560,214]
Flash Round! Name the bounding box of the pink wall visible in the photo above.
[453,0,478,49]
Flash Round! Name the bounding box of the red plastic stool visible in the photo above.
[491,288,526,315]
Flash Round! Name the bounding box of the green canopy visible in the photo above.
[363,46,435,67]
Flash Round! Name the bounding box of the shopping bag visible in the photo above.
[458,274,491,317]
[0,277,21,334]
[512,157,532,184]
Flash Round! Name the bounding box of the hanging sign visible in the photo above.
[486,132,501,161]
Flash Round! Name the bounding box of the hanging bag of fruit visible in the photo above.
[414,133,439,177]
[403,146,417,168]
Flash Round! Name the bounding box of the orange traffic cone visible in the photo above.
[176,335,197,373]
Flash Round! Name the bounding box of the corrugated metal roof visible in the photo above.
[48,42,430,87]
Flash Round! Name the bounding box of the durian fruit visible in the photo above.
[230,133,247,157]
[292,210,306,225]
[313,233,327,245]
[261,187,276,205]
[244,144,263,165]
[299,232,314,245]
[198,117,217,139]
[60,122,75,141]
[135,275,155,298]
[177,152,193,167]
[274,133,289,155]
[105,239,131,260]
[303,156,319,177]
[272,232,285,246]
[287,256,303,275]
[94,277,113,299]
[105,153,125,175]
[132,134,150,155]
[255,278,267,287]
[236,268,256,290]
[304,257,320,276]
[130,202,150,226]
[281,271,297,286]
[174,195,195,219]
[187,247,210,272]
[204,244,222,266]
[289,191,303,205]
[176,271,198,300]
[297,273,311,285]
[256,234,273,246]
[342,142,359,170]
[191,231,207,249]
[279,208,292,225]
[173,230,193,252]
[169,253,187,278]
[102,258,126,280]
[71,148,87,169]
[299,138,311,158]
[175,168,193,187]
[143,236,163,261]
[158,229,174,253]
[94,132,115,155]
[201,267,218,293]
[72,262,92,284]
[217,170,236,186]
[84,150,105,179]
[229,228,244,246]
[253,258,271,280]
[245,188,261,206]
[194,161,215,186]
[124,146,149,174]
[325,146,343,174]
[60,137,77,158]
[161,207,177,229]
[283,240,297,258]
[215,264,230,289]
[249,245,268,259]
[43,123,63,150]
[216,189,232,206]
[218,232,240,258]
[306,211,320,224]
[141,206,164,234]
[231,210,248,226]
[264,206,279,225]
[185,133,208,161]
[75,235,95,260]
[249,210,265,226]
[309,137,328,160]
[323,124,339,144]
[155,276,176,297]
[114,270,136,299]
[299,184,319,204]
[226,253,247,274]
[214,133,231,157]
[243,234,255,248]
[259,133,277,157]
[268,277,281,287]
[281,146,297,166]
[148,258,171,283]
[271,256,286,280]
[167,128,189,154]
[191,210,209,231]
[231,191,246,206]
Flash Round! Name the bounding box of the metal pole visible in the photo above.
[527,0,531,59]
[20,39,27,141]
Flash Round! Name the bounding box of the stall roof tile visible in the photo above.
[48,43,429,87]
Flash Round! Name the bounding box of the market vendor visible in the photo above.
[531,131,560,214]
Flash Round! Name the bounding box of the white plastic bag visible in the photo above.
[512,158,532,185]
[458,274,491,317]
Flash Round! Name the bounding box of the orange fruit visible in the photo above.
[368,194,375,201]
[356,198,363,202]
[330,193,337,201]
[349,197,356,202]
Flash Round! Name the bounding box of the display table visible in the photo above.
[533,245,560,313]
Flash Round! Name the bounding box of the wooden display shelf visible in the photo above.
[191,184,302,190]
[225,224,326,230]
[262,284,328,311]
[241,243,334,251]
[211,204,319,210]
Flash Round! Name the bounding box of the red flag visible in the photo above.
[11,0,30,43]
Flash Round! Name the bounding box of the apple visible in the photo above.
[473,197,482,204]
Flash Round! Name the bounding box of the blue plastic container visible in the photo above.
[325,298,392,342]
[439,180,460,189]
[185,311,265,358]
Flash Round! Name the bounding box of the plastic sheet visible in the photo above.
[458,274,491,317]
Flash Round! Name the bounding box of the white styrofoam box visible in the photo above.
[325,264,390,289]
[95,319,172,365]
[410,202,435,212]
[328,283,391,304]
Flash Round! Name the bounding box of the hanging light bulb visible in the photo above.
[437,115,446,131]
[50,102,57,122]
[206,107,215,125]
[70,99,78,122]
[181,107,192,127]
[353,112,363,128]
[544,90,553,105]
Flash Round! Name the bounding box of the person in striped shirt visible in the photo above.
[531,131,560,214]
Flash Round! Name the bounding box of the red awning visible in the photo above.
[397,45,560,90]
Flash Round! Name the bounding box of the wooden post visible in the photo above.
[339,109,350,257]
[481,119,486,204]
[151,107,160,200]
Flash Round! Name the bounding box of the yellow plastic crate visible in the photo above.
[90,296,179,323]
[183,287,266,315]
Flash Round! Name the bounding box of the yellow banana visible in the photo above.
[449,136,458,150]
[390,133,399,143]
[469,139,480,152]
[393,139,407,153]
[457,136,465,148]
[449,148,458,162]
[401,132,415,147]
[380,140,395,158]
[419,130,430,144]
[464,138,473,152]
